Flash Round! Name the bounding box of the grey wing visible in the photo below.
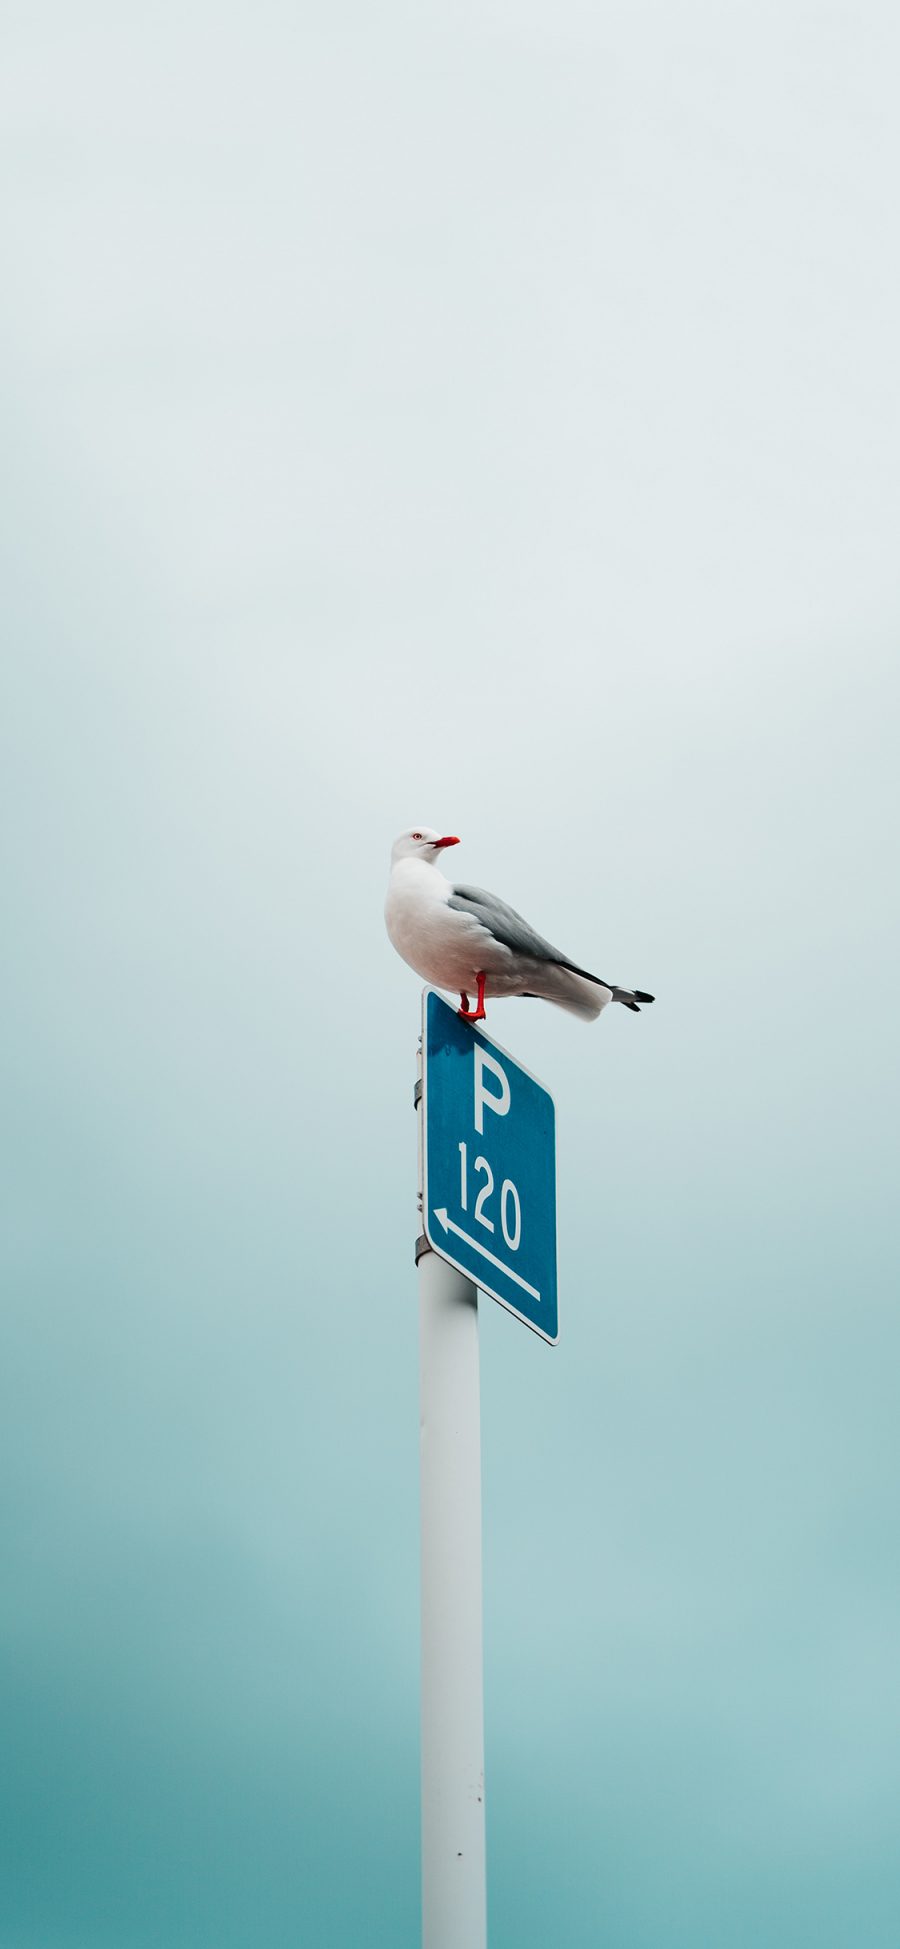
[448,884,570,964]
[448,883,612,988]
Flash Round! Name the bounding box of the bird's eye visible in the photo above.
[411,831,423,840]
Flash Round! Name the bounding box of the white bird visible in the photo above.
[385,827,654,1023]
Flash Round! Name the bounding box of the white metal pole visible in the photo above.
[417,1061,487,1949]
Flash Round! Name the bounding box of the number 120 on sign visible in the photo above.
[421,988,558,1344]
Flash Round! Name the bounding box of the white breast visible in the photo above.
[384,858,514,992]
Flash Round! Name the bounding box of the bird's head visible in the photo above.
[391,827,460,866]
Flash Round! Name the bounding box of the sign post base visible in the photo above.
[418,1245,486,1949]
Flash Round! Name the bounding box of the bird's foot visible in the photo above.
[457,973,487,1023]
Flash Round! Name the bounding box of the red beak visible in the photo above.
[434,835,460,849]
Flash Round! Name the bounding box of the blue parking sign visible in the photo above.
[422,988,558,1344]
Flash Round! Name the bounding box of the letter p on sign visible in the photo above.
[474,1046,511,1134]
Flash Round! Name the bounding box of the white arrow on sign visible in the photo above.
[433,1209,541,1303]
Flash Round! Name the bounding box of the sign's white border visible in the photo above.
[421,986,560,1346]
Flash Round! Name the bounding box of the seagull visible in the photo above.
[385,827,654,1023]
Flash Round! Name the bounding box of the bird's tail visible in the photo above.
[611,987,655,1013]
[527,965,655,1021]
[522,965,610,1020]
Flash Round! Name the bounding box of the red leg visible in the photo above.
[458,972,487,1023]
[458,991,470,1016]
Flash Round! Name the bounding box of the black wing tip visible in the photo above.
[634,991,654,1003]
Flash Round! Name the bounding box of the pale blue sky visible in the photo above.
[2,4,899,1944]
